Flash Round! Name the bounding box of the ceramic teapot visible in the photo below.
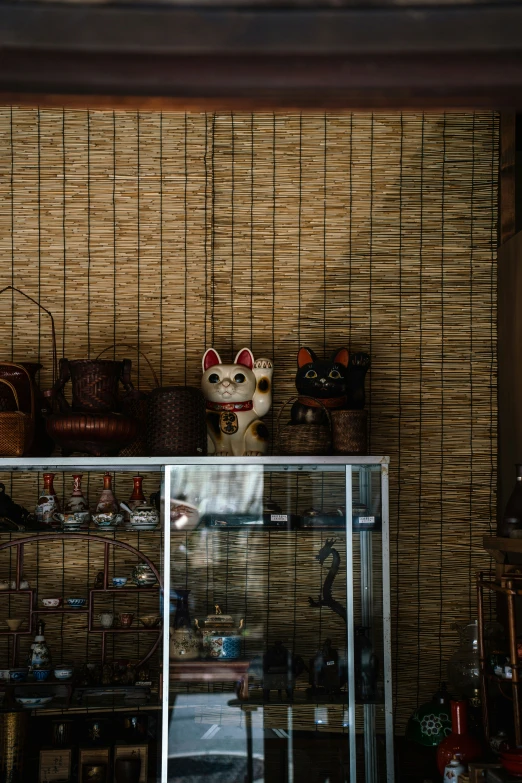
[120,501,159,531]
[202,605,244,660]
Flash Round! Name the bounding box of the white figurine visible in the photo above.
[201,348,273,456]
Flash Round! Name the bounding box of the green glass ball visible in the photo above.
[406,689,452,747]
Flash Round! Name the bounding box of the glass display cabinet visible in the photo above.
[0,456,391,782]
[163,456,392,783]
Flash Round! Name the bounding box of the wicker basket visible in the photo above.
[97,344,160,457]
[0,378,33,456]
[331,409,368,455]
[276,396,332,456]
[147,386,207,456]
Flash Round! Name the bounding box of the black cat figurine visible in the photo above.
[291,347,370,425]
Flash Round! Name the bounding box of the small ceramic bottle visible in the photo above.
[443,755,465,782]
[28,620,51,670]
[96,472,119,514]
[65,474,91,525]
[124,476,146,521]
[35,473,60,528]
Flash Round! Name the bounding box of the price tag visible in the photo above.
[270,514,288,522]
[358,516,375,525]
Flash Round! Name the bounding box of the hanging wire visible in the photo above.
[37,108,41,370]
[416,113,425,705]
[136,111,141,384]
[62,110,66,358]
[348,114,353,350]
[368,113,374,452]
[271,115,276,442]
[184,113,188,384]
[203,115,209,349]
[394,113,404,711]
[439,113,446,683]
[469,114,476,617]
[113,112,117,356]
[10,108,14,360]
[160,113,164,384]
[231,113,235,351]
[250,114,254,349]
[211,113,216,347]
[323,114,327,355]
[297,114,303,347]
[87,110,91,358]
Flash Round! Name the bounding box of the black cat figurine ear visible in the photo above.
[297,347,317,367]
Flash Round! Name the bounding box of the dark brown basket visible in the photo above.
[96,344,160,457]
[147,386,207,456]
[331,409,368,455]
[62,358,132,413]
[276,396,332,456]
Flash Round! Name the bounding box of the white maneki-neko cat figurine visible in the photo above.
[201,348,273,456]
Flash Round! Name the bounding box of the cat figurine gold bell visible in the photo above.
[201,348,273,456]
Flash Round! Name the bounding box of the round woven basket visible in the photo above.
[331,409,368,455]
[276,396,332,456]
[147,386,207,456]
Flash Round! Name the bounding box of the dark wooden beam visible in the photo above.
[2,52,522,112]
[2,3,522,110]
[2,4,522,56]
[501,115,517,245]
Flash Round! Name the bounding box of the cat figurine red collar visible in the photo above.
[202,348,273,456]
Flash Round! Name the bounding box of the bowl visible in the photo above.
[93,512,124,529]
[66,597,86,608]
[9,667,28,682]
[5,618,23,631]
[139,614,162,628]
[53,665,73,680]
[33,668,51,681]
[112,577,128,588]
[41,597,62,608]
[16,695,53,708]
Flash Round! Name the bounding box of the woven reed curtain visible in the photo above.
[0,108,498,729]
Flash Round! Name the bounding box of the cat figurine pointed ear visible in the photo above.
[201,348,273,456]
[291,346,370,425]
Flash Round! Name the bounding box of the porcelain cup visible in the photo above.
[98,612,114,629]
[5,618,23,631]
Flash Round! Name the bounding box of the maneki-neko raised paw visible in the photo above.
[201,347,273,457]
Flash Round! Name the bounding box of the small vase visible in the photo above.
[96,472,119,513]
[436,700,482,774]
[126,476,147,521]
[35,473,60,528]
[443,755,466,782]
[65,474,90,525]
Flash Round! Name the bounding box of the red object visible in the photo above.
[436,700,482,774]
[501,749,522,777]
[129,476,145,505]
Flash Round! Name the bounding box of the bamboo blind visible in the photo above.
[0,109,498,730]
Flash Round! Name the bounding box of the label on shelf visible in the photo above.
[358,516,375,525]
[270,514,288,522]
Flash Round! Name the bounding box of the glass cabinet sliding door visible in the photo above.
[163,457,393,783]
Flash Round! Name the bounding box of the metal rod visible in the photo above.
[103,542,109,589]
[507,579,522,745]
[476,571,490,742]
[381,462,394,783]
[161,466,171,783]
[15,542,21,589]
[345,465,356,783]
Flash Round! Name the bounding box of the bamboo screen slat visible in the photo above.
[0,109,498,730]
